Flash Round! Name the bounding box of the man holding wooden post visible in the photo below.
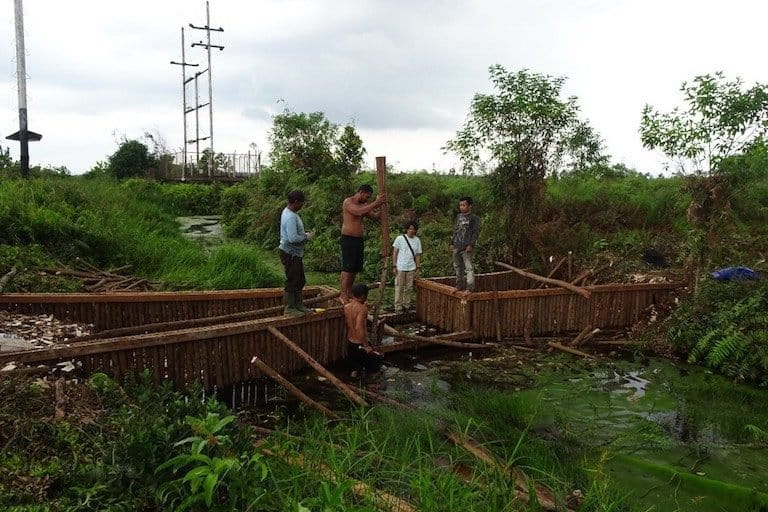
[339,184,386,303]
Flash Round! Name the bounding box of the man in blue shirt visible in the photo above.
[279,190,314,316]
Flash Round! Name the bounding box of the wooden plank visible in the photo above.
[267,326,367,407]
[251,356,339,420]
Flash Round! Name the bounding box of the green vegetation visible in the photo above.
[667,279,768,385]
[0,177,280,291]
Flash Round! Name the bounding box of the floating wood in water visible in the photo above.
[250,355,339,420]
[495,262,591,299]
[378,327,482,353]
[267,326,367,407]
[547,341,597,360]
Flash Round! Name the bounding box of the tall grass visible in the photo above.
[0,176,280,290]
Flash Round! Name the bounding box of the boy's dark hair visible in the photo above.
[357,184,374,194]
[351,283,369,299]
[459,196,473,206]
[287,189,306,204]
[403,220,419,231]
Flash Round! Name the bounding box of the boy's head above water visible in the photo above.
[351,283,368,302]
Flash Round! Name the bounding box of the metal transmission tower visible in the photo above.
[5,0,42,179]
[169,27,199,181]
[189,1,224,178]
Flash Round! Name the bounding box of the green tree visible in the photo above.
[0,145,13,171]
[108,140,153,179]
[269,110,338,180]
[335,124,366,189]
[640,72,768,175]
[446,65,605,260]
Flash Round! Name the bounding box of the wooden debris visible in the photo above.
[39,260,159,292]
[0,310,93,347]
[570,269,593,286]
[0,266,18,292]
[268,326,367,407]
[538,256,567,288]
[570,325,600,347]
[261,446,418,512]
[379,325,486,353]
[495,262,592,299]
[547,341,597,360]
[443,430,561,511]
[251,356,339,420]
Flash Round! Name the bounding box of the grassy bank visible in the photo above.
[0,371,635,512]
[0,177,280,291]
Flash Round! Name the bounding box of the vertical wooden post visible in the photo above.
[371,156,390,344]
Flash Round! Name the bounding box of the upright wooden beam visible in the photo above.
[371,156,390,343]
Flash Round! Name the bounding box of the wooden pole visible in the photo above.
[251,356,339,420]
[371,156,390,344]
[495,262,592,299]
[260,447,418,512]
[547,341,596,360]
[380,324,487,350]
[267,326,367,407]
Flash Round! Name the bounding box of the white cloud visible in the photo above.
[1,0,767,174]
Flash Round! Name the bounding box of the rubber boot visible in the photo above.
[293,290,313,314]
[283,291,305,317]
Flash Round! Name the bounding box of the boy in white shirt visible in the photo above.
[392,221,422,313]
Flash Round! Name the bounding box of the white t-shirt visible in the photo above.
[392,235,422,271]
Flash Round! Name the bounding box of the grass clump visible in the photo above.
[0,176,279,291]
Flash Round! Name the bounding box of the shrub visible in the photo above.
[667,279,768,385]
[108,140,154,178]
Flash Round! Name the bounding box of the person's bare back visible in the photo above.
[344,299,369,345]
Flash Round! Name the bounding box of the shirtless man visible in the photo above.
[340,184,386,303]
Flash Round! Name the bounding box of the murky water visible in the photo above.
[368,345,768,511]
[176,215,224,243]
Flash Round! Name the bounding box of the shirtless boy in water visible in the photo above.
[340,184,386,303]
[344,284,382,375]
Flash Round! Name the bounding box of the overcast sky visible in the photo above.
[2,0,767,174]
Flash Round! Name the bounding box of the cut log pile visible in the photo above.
[39,259,159,292]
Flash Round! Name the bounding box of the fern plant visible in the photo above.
[667,279,768,385]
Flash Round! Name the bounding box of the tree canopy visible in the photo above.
[640,72,768,175]
[446,65,606,260]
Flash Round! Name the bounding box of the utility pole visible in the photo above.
[5,0,42,178]
[170,27,198,180]
[190,1,224,178]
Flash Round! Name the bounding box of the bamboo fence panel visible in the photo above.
[0,287,333,331]
[0,309,348,400]
[416,271,679,338]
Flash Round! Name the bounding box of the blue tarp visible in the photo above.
[710,266,760,282]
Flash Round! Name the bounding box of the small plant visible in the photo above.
[157,413,268,511]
